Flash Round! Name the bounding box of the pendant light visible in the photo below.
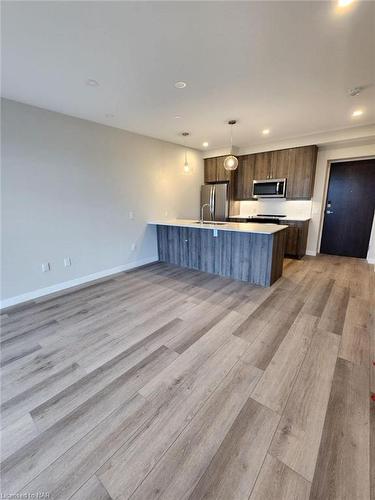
[182,132,190,173]
[223,120,238,171]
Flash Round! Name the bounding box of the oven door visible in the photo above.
[252,179,286,198]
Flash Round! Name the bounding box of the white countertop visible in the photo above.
[149,219,288,235]
[228,215,311,222]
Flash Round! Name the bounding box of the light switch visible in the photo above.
[41,262,50,272]
[64,257,71,267]
[131,243,136,251]
[128,211,134,220]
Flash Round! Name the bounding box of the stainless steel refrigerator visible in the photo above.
[200,183,229,221]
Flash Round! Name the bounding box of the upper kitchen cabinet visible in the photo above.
[216,156,231,181]
[271,149,290,179]
[253,149,289,180]
[204,157,217,183]
[233,154,256,200]
[206,144,317,200]
[254,151,273,180]
[204,156,230,183]
[286,145,318,199]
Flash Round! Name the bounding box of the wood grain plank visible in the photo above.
[269,329,340,481]
[309,358,370,500]
[0,346,177,494]
[187,398,279,500]
[318,284,350,335]
[0,414,38,461]
[251,314,318,414]
[0,362,85,428]
[70,476,112,500]
[339,296,371,365]
[30,318,182,430]
[249,454,311,500]
[131,361,262,500]
[19,394,148,499]
[97,336,248,499]
[241,298,303,370]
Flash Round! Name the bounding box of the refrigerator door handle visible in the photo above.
[211,185,215,220]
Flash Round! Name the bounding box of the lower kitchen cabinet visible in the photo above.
[285,220,309,259]
[226,218,310,259]
[157,224,287,286]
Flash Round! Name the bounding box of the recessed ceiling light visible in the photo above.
[175,115,182,119]
[338,0,353,7]
[174,81,187,89]
[352,109,363,117]
[202,142,209,148]
[262,129,270,135]
[86,78,99,87]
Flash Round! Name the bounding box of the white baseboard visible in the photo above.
[367,257,375,265]
[0,256,159,310]
[305,250,317,257]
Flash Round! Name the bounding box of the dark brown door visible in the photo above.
[320,159,375,258]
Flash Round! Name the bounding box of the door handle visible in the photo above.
[211,186,215,220]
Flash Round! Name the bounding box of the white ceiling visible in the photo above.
[2,1,375,150]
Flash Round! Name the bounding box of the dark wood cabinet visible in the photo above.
[157,224,286,286]
[216,156,231,182]
[254,149,289,180]
[254,151,273,180]
[233,154,256,200]
[204,157,217,183]
[271,149,290,180]
[205,145,317,201]
[204,156,230,183]
[284,220,309,258]
[286,146,318,199]
[226,217,310,259]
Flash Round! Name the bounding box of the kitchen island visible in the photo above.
[149,219,288,286]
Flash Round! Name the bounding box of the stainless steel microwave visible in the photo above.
[252,178,287,198]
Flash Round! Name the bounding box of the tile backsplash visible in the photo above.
[239,200,312,219]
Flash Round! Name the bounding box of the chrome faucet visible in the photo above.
[200,203,210,224]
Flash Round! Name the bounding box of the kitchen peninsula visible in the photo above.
[149,219,287,286]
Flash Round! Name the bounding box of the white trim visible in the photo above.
[0,256,158,310]
[306,250,317,257]
[367,258,375,265]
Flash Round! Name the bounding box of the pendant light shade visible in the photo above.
[224,120,238,171]
[182,132,190,174]
[223,155,238,171]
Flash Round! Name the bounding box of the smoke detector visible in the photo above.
[348,87,362,97]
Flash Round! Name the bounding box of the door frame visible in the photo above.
[317,155,375,257]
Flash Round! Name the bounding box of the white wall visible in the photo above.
[308,143,375,262]
[239,200,312,220]
[1,99,203,305]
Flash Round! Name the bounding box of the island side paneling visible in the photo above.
[156,225,286,286]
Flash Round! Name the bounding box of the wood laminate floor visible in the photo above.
[0,255,374,499]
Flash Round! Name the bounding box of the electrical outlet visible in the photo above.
[131,243,136,251]
[64,257,71,267]
[41,262,50,272]
[213,229,218,237]
[128,211,134,220]
[164,211,169,217]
